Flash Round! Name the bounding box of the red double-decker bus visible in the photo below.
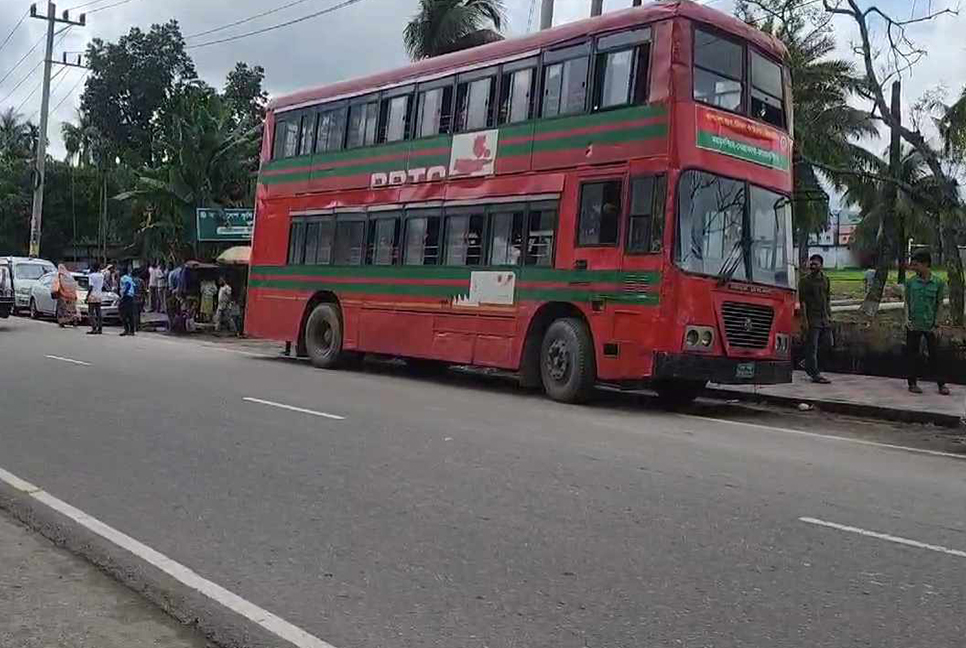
[246,0,796,403]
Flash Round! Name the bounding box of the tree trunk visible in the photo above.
[798,227,809,272]
[941,210,964,326]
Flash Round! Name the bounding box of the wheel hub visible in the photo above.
[546,339,570,382]
[313,321,333,353]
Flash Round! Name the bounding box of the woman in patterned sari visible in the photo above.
[54,264,78,327]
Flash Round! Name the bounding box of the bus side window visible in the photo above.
[627,175,666,254]
[274,118,299,159]
[367,216,400,265]
[316,107,347,153]
[693,28,744,112]
[444,211,485,265]
[415,82,455,137]
[298,111,316,156]
[303,221,321,264]
[526,205,557,266]
[593,27,651,111]
[498,66,536,125]
[347,99,379,148]
[577,181,622,246]
[542,43,591,118]
[378,93,412,143]
[334,219,366,265]
[403,216,441,265]
[287,220,307,265]
[488,207,525,265]
[454,73,496,132]
[317,218,335,264]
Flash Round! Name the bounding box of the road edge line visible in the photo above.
[799,516,966,559]
[0,466,339,648]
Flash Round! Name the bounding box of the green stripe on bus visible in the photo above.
[262,135,452,174]
[530,124,667,154]
[532,103,667,135]
[251,265,660,285]
[249,278,659,305]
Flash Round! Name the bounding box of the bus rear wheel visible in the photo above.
[304,303,347,369]
[540,318,596,403]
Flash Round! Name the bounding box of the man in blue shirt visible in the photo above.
[119,265,136,336]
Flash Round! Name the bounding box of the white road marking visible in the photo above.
[243,397,345,420]
[681,415,966,460]
[799,517,966,559]
[45,355,91,366]
[0,466,338,648]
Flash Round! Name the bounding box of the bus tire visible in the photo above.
[540,318,596,403]
[304,303,346,369]
[653,380,706,409]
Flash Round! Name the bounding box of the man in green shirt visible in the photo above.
[799,254,832,384]
[905,249,949,395]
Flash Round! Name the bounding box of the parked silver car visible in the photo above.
[29,272,120,322]
[2,256,56,313]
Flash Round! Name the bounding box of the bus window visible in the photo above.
[287,221,307,264]
[367,217,400,265]
[404,215,441,265]
[526,205,557,266]
[455,76,495,132]
[334,219,366,265]
[415,83,454,137]
[347,99,379,148]
[316,107,347,153]
[750,50,785,128]
[594,27,651,110]
[498,59,537,124]
[274,118,299,159]
[488,207,524,265]
[380,94,412,143]
[304,221,321,264]
[693,29,743,112]
[627,175,666,254]
[542,44,590,118]
[317,218,335,264]
[444,211,485,265]
[298,112,316,156]
[578,181,622,246]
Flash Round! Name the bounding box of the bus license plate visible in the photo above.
[736,362,756,379]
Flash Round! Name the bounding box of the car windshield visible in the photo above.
[16,263,54,280]
[676,169,793,288]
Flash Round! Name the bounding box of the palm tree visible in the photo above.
[61,110,102,167]
[0,108,35,160]
[937,86,966,162]
[404,0,506,61]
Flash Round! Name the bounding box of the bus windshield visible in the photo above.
[676,170,792,288]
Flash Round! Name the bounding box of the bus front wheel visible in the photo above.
[540,318,596,403]
[304,303,346,369]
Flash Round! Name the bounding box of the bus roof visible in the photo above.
[270,0,786,113]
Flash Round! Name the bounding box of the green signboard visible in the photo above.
[196,208,254,242]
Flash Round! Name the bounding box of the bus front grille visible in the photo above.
[721,302,774,349]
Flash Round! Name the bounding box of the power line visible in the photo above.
[0,60,44,106]
[64,0,115,10]
[30,65,71,118]
[18,66,66,113]
[185,0,322,39]
[88,0,140,15]
[0,24,70,92]
[187,0,366,49]
[0,10,29,57]
[51,69,89,115]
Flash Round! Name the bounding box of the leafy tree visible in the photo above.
[224,62,268,130]
[404,0,506,60]
[115,81,260,259]
[0,108,36,160]
[81,20,196,168]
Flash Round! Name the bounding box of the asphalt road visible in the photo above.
[1,316,964,648]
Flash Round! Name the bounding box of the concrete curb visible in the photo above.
[705,387,964,429]
[0,480,283,648]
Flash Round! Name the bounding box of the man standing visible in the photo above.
[905,249,949,395]
[147,261,160,312]
[798,254,833,384]
[86,261,104,335]
[119,265,136,337]
[214,277,233,334]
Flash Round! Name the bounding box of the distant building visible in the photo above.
[798,208,862,269]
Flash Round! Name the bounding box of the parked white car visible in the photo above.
[2,256,56,313]
[29,272,120,322]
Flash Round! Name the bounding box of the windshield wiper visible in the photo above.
[717,237,746,285]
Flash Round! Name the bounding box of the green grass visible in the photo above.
[824,268,948,300]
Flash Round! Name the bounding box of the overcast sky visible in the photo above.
[0,0,961,164]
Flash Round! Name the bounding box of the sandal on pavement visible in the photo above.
[939,385,951,396]
[908,384,923,394]
[810,375,832,384]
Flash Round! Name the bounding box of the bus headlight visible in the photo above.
[685,325,715,351]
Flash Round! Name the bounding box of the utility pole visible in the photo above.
[591,0,603,16]
[27,2,86,258]
[540,0,554,29]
